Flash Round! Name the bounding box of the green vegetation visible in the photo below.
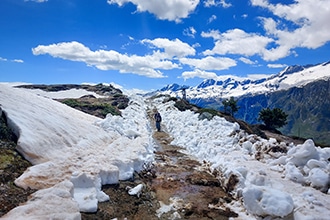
[222,97,239,116]
[61,98,121,118]
[258,108,288,129]
[197,108,220,118]
[0,151,15,169]
[61,99,81,108]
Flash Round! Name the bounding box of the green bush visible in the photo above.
[258,108,288,129]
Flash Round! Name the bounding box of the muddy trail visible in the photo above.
[82,110,238,220]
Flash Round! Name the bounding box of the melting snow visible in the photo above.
[0,83,329,219]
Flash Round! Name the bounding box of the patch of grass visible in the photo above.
[197,108,219,117]
[61,99,82,108]
[0,152,15,169]
[60,99,122,118]
[100,103,119,116]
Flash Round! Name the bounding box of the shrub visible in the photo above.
[258,108,288,129]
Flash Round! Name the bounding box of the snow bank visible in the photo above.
[1,180,81,220]
[153,96,330,219]
[0,84,155,218]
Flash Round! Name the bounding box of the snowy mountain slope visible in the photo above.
[158,61,330,99]
[0,83,330,219]
[0,84,155,217]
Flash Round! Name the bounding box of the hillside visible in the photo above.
[156,61,330,145]
[1,83,330,219]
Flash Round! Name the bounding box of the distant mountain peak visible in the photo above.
[156,60,330,100]
[159,83,190,92]
[279,65,304,76]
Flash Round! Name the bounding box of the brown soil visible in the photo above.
[262,129,305,146]
[81,111,238,220]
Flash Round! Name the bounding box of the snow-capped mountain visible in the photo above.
[156,60,330,145]
[158,61,330,100]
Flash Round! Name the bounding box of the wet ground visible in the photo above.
[81,112,238,220]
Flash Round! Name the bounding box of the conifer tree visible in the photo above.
[258,107,288,129]
[222,97,239,116]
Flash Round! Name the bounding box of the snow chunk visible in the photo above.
[308,168,330,192]
[287,139,319,166]
[128,183,144,197]
[70,172,109,212]
[243,186,294,217]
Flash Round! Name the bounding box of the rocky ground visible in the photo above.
[0,85,309,219]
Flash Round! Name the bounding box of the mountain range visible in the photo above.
[156,61,330,145]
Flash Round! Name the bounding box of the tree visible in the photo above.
[258,107,288,129]
[222,99,230,114]
[222,97,239,116]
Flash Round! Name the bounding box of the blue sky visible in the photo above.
[1,0,329,91]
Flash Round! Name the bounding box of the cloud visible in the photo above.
[13,59,24,63]
[251,0,330,60]
[32,41,180,78]
[204,0,232,8]
[0,57,24,63]
[208,15,217,23]
[201,1,330,62]
[202,29,273,57]
[181,69,218,80]
[239,57,257,65]
[107,0,199,22]
[141,38,196,58]
[201,29,222,40]
[180,56,237,70]
[183,27,197,38]
[24,0,48,2]
[242,14,248,19]
[267,63,287,69]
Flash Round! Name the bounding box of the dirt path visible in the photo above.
[150,128,238,219]
[81,110,238,220]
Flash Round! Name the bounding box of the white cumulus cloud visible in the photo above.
[181,69,218,80]
[141,38,196,58]
[239,57,257,65]
[32,41,180,78]
[180,56,237,70]
[183,27,197,38]
[251,0,330,60]
[204,0,231,8]
[202,29,273,57]
[107,0,200,22]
